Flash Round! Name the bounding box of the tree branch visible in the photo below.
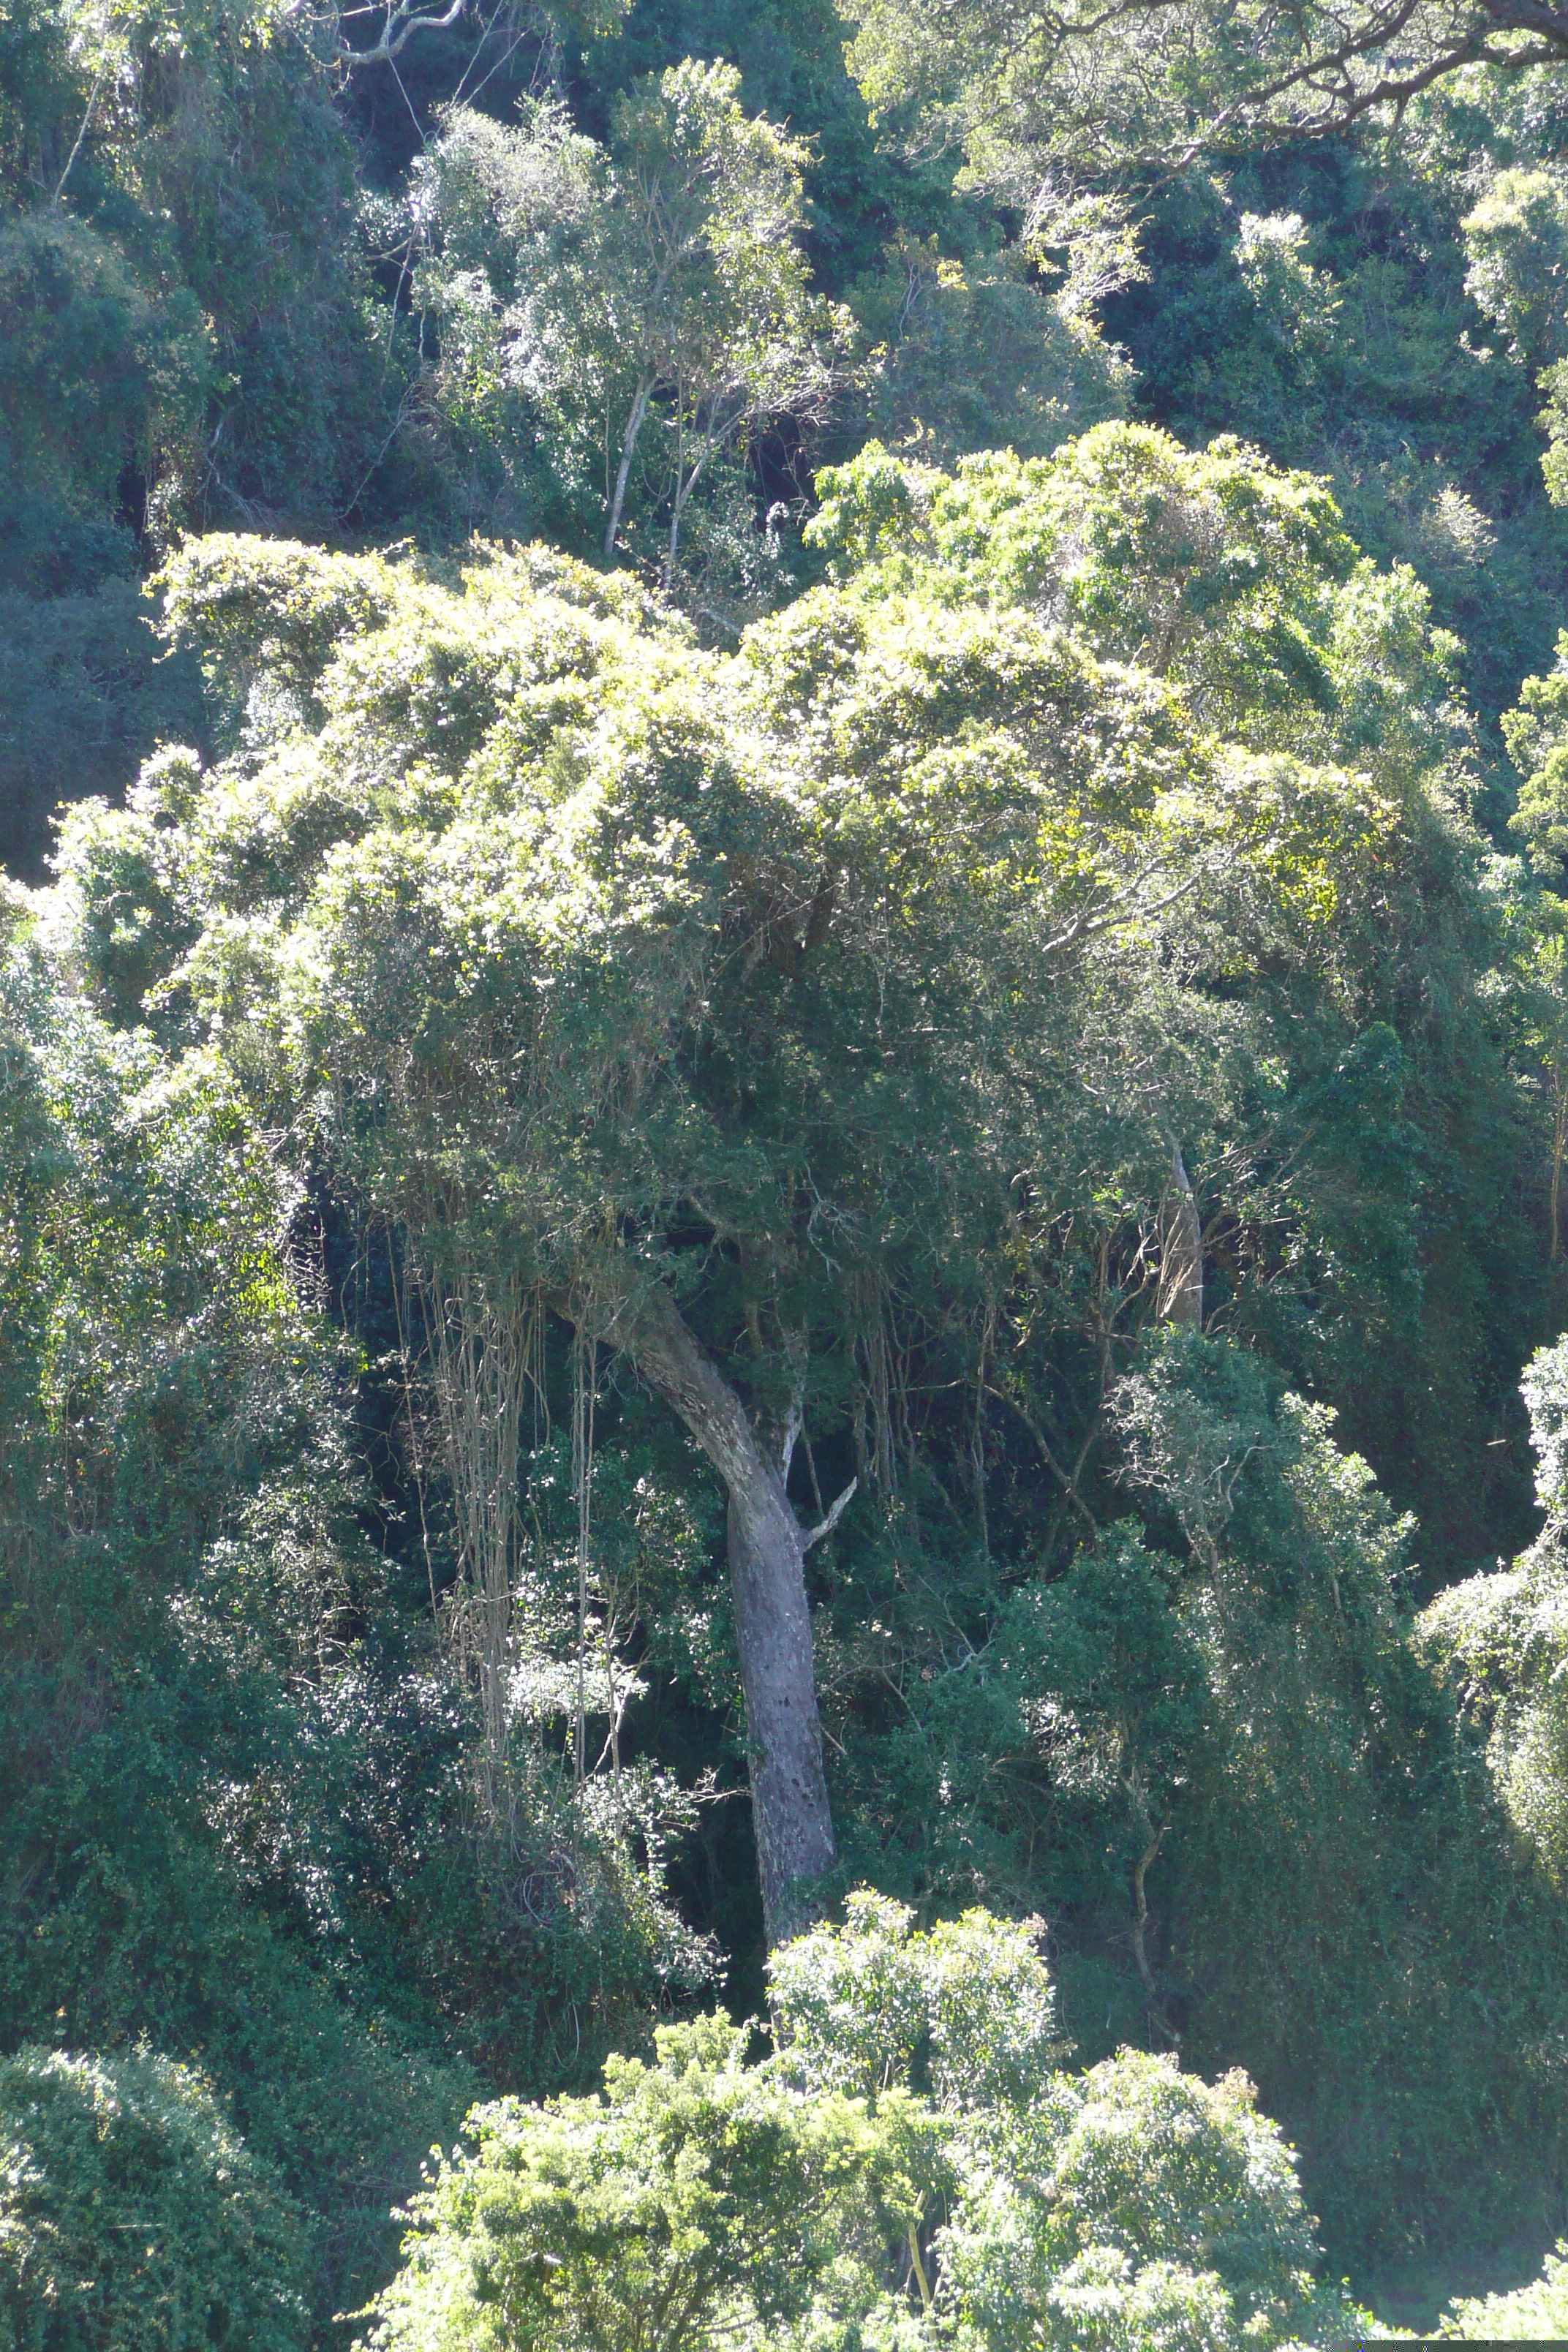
[1041,859,1205,957]
[802,1477,859,1550]
[334,0,468,67]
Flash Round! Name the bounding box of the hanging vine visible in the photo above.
[399,1237,547,1815]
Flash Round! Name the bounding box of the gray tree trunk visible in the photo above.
[604,374,655,560]
[1156,1141,1203,1327]
[566,1276,838,1948]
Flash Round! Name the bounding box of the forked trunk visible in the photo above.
[563,1276,838,1947]
[1157,1141,1202,1327]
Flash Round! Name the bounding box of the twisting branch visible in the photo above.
[907,2216,934,2316]
[1124,1769,1181,2051]
[1041,857,1205,958]
[331,0,470,66]
[891,0,1568,186]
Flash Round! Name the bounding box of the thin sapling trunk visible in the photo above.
[605,372,655,559]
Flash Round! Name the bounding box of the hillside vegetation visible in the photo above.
[15,0,1568,2342]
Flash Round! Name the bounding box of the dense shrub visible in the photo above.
[0,2046,308,2351]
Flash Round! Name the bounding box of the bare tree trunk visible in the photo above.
[563,1275,839,1947]
[725,1463,837,1948]
[605,373,655,560]
[1156,1140,1202,1327]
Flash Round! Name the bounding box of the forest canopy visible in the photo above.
[15,0,1568,2345]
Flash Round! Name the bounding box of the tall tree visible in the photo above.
[86,429,1497,1946]
[129,523,1294,1941]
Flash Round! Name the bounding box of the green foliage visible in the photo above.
[571,0,943,297]
[0,211,208,592]
[19,0,1568,2314]
[410,59,838,605]
[0,581,205,880]
[26,397,1568,2315]
[1520,1329,1568,1514]
[1418,1338,1568,1904]
[0,0,413,574]
[849,233,1132,466]
[805,426,1540,1565]
[361,2017,905,2351]
[1460,168,1568,374]
[1123,1340,1568,2269]
[1420,1542,1568,1892]
[769,1891,1069,2109]
[154,535,402,735]
[124,488,1497,1604]
[0,902,699,2340]
[995,1522,1208,1891]
[808,424,1463,766]
[841,0,1568,196]
[1502,633,1568,882]
[1087,121,1568,745]
[363,1907,1351,2352]
[0,2046,309,2351]
[938,2050,1338,2352]
[405,100,614,546]
[1438,2240,1568,2336]
[813,1335,1568,2269]
[0,918,463,2325]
